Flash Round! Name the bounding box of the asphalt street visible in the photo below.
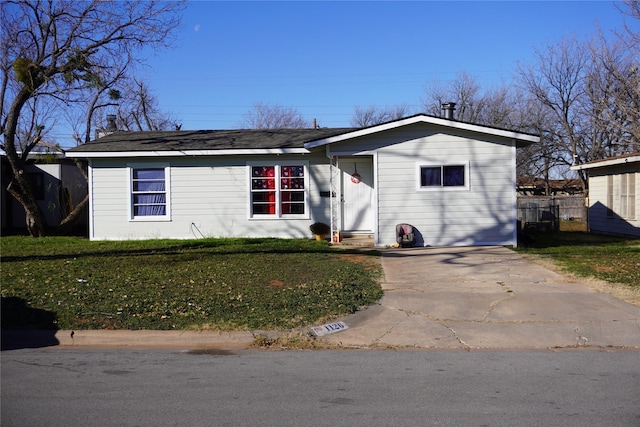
[2,348,640,426]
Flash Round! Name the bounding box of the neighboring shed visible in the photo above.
[66,113,538,246]
[1,154,88,233]
[571,154,640,237]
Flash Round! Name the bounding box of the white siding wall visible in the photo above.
[90,161,130,239]
[89,153,331,240]
[588,174,608,234]
[382,135,515,246]
[331,124,517,246]
[587,166,639,237]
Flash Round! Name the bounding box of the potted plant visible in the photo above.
[309,222,331,241]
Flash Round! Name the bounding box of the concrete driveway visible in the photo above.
[321,246,640,350]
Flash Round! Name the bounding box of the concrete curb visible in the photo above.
[1,329,256,350]
[56,330,257,349]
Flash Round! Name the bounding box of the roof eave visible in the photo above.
[304,114,540,149]
[570,155,640,171]
[65,148,311,158]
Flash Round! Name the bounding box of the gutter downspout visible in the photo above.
[329,153,334,241]
[328,152,340,243]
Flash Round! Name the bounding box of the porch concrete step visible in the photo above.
[332,234,375,247]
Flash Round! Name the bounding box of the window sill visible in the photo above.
[417,186,470,192]
[249,215,310,220]
[130,217,172,222]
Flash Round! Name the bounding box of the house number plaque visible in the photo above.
[310,321,349,337]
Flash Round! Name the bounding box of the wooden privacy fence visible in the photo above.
[517,195,586,230]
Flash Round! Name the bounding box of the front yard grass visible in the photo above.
[515,230,640,304]
[1,237,383,331]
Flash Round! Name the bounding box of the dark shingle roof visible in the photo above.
[67,114,540,155]
[67,128,355,153]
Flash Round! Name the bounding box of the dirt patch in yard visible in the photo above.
[269,280,285,287]
[521,253,640,307]
[337,252,383,271]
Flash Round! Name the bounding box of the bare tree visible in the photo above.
[517,30,639,193]
[513,96,568,194]
[617,0,640,47]
[587,31,640,156]
[67,58,132,145]
[422,72,486,123]
[115,78,179,132]
[449,72,484,123]
[475,86,517,129]
[421,77,449,117]
[68,75,179,145]
[421,72,518,127]
[1,0,184,236]
[517,36,593,191]
[241,102,309,129]
[349,104,411,127]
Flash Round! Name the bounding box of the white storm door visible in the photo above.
[341,159,373,231]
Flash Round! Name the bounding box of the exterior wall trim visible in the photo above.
[88,161,95,239]
[66,148,310,159]
[571,155,640,170]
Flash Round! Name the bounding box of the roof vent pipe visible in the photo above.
[106,114,118,132]
[442,102,456,120]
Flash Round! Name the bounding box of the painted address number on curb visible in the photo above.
[310,321,349,337]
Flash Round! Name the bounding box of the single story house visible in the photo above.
[571,153,639,237]
[65,113,539,246]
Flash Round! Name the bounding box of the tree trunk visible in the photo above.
[543,156,550,195]
[3,85,48,237]
[57,194,89,235]
[6,176,48,237]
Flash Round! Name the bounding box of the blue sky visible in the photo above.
[135,1,629,130]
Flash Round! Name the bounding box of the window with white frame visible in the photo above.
[249,163,308,218]
[129,165,170,220]
[418,162,469,190]
[620,173,636,220]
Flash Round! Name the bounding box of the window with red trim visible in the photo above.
[250,165,306,217]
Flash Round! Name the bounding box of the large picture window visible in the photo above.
[418,162,469,191]
[249,163,307,218]
[130,166,170,219]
